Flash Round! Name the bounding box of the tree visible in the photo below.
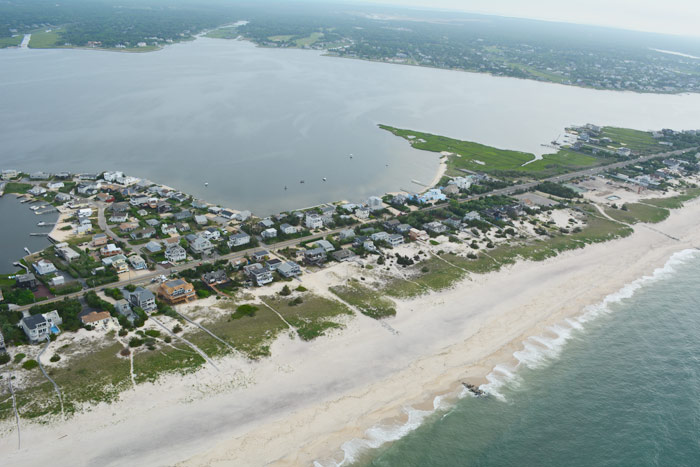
[279,285,292,296]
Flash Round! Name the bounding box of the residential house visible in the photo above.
[202,270,228,285]
[463,211,481,221]
[128,255,147,270]
[368,196,384,211]
[441,184,460,196]
[161,224,178,236]
[258,218,275,229]
[158,279,196,304]
[165,245,187,263]
[363,240,377,252]
[112,258,129,274]
[15,273,38,291]
[33,259,57,276]
[280,223,298,235]
[371,231,390,242]
[409,228,429,241]
[28,186,47,196]
[145,240,162,253]
[119,221,139,233]
[249,266,273,286]
[391,194,408,205]
[339,228,355,240]
[20,314,49,343]
[383,219,400,231]
[173,210,192,221]
[81,311,112,327]
[203,227,221,242]
[100,244,123,257]
[354,207,370,219]
[130,227,156,240]
[387,234,405,247]
[228,232,251,248]
[47,181,64,190]
[251,250,269,262]
[396,223,412,234]
[617,147,632,157]
[127,287,157,312]
[305,213,324,230]
[261,228,277,239]
[156,201,172,214]
[417,189,447,204]
[233,210,251,221]
[331,249,357,262]
[55,192,72,203]
[304,247,327,265]
[145,218,160,228]
[194,215,208,226]
[92,233,108,247]
[423,221,447,234]
[277,261,301,278]
[315,240,335,252]
[55,243,80,262]
[114,299,135,323]
[266,258,283,270]
[187,235,214,256]
[49,276,65,287]
[448,176,474,191]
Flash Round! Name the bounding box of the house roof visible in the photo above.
[81,311,111,324]
[23,314,47,329]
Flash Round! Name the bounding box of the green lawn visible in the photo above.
[604,203,670,224]
[268,35,294,42]
[28,28,64,49]
[379,125,601,179]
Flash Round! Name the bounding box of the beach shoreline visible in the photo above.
[2,196,700,467]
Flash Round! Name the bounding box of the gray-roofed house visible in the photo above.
[304,247,327,265]
[145,240,162,253]
[332,249,357,262]
[114,299,136,323]
[127,287,157,312]
[278,261,301,278]
[20,314,49,343]
[228,232,251,248]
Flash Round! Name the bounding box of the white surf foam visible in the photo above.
[316,249,700,465]
[481,248,700,399]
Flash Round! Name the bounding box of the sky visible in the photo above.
[355,0,700,38]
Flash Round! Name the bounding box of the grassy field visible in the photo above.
[600,127,662,153]
[330,281,397,318]
[379,125,601,179]
[268,35,294,42]
[188,301,289,359]
[28,28,64,48]
[0,35,23,48]
[605,203,670,224]
[261,294,352,341]
[3,182,32,194]
[644,187,700,209]
[205,27,240,39]
[295,32,324,47]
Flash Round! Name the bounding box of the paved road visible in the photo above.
[13,146,694,312]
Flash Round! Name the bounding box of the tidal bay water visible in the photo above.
[351,250,700,467]
[0,195,58,273]
[2,38,700,215]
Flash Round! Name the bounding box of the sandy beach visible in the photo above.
[2,196,700,467]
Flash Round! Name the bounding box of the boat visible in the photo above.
[284,185,288,190]
[300,180,305,184]
[204,182,209,187]
[322,177,327,182]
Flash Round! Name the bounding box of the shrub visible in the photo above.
[120,348,131,357]
[421,266,429,273]
[50,354,61,362]
[144,330,161,338]
[173,324,183,333]
[22,359,39,370]
[164,336,172,344]
[295,285,307,292]
[129,337,144,347]
[13,353,26,363]
[288,297,303,306]
[118,328,128,337]
[0,353,10,365]
[233,304,258,319]
[279,285,292,296]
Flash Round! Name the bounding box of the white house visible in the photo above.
[355,207,370,219]
[77,208,93,218]
[161,224,178,236]
[368,196,384,211]
[33,259,57,276]
[228,232,251,248]
[280,223,299,235]
[165,245,187,263]
[128,255,147,270]
[47,181,64,190]
[305,213,324,230]
[261,228,277,239]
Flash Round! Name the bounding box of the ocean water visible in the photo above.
[346,249,700,467]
